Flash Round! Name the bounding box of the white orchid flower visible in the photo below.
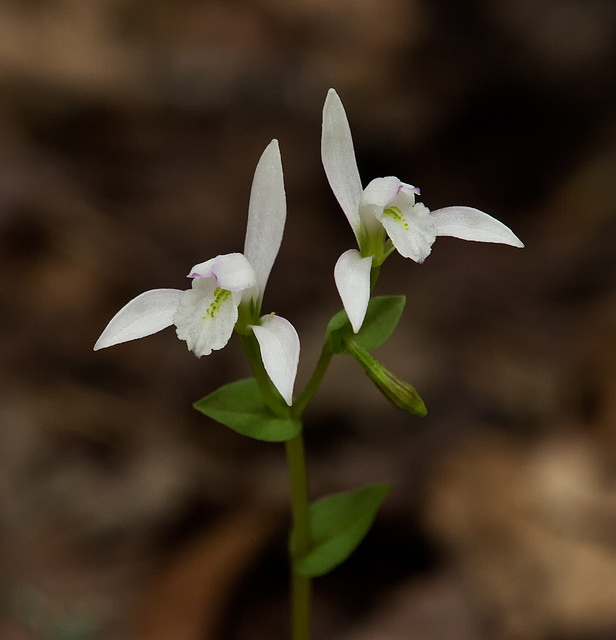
[94,139,299,405]
[321,88,524,333]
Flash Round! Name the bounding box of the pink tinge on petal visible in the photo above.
[361,177,403,209]
[187,257,216,279]
[187,254,257,292]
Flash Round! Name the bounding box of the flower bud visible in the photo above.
[345,339,427,416]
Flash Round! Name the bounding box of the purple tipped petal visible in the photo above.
[360,177,404,209]
[188,253,257,292]
[94,289,183,350]
[321,89,363,236]
[334,249,373,333]
[432,206,525,247]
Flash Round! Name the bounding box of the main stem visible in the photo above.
[239,332,313,639]
[286,433,312,640]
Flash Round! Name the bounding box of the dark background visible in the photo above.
[1,1,615,638]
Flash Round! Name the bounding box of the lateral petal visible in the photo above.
[334,249,373,333]
[252,314,300,406]
[94,289,183,350]
[432,206,525,247]
[244,140,287,302]
[321,89,363,236]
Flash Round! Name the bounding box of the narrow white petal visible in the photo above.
[251,315,300,406]
[321,89,363,236]
[244,140,286,303]
[94,289,183,350]
[432,206,525,247]
[334,249,373,333]
[174,278,238,357]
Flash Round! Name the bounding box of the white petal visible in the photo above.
[94,289,183,350]
[334,249,373,333]
[173,278,238,357]
[243,139,287,303]
[189,253,257,292]
[377,197,437,263]
[432,206,525,247]
[360,177,404,208]
[321,89,363,236]
[359,177,405,235]
[251,315,300,406]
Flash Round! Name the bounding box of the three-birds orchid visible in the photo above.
[94,140,300,406]
[321,88,524,334]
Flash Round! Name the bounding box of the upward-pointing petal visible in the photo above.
[251,314,300,406]
[321,89,363,236]
[94,289,183,350]
[244,139,286,305]
[432,206,524,247]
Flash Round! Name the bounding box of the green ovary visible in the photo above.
[383,205,409,231]
[204,287,231,319]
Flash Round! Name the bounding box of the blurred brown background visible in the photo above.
[0,1,615,639]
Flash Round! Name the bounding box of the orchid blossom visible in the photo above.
[94,139,299,405]
[321,88,524,333]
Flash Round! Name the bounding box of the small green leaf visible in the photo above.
[194,378,301,442]
[326,296,406,354]
[293,483,390,577]
[325,308,353,354]
[354,295,406,352]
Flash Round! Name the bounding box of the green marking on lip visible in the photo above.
[383,205,409,230]
[204,287,231,319]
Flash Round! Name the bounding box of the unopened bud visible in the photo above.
[345,338,427,416]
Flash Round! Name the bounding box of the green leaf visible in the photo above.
[354,295,406,352]
[194,378,301,442]
[293,483,391,577]
[325,308,353,354]
[326,296,406,354]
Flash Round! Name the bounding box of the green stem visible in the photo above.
[292,344,333,418]
[238,330,313,639]
[286,433,312,640]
